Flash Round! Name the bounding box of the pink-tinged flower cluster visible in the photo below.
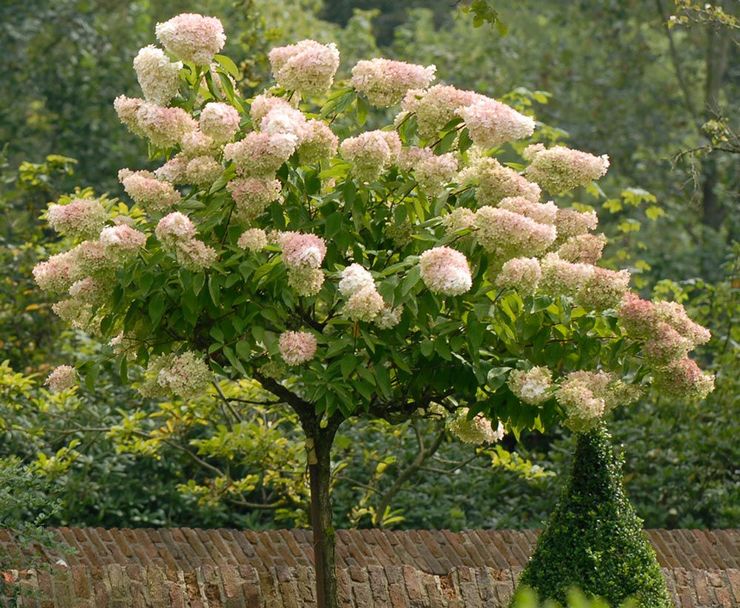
[576,267,630,311]
[140,351,212,398]
[180,130,216,157]
[133,45,182,105]
[99,224,147,257]
[442,207,476,234]
[557,233,607,264]
[459,157,541,206]
[51,298,95,331]
[47,198,107,239]
[652,357,715,402]
[119,169,182,212]
[249,94,294,124]
[185,156,222,185]
[617,293,712,399]
[524,144,610,194]
[554,207,599,241]
[45,365,77,393]
[279,331,318,366]
[456,98,535,149]
[199,102,240,143]
[227,177,282,221]
[73,240,112,277]
[351,58,436,107]
[539,253,594,298]
[237,228,268,252]
[556,370,638,432]
[113,95,145,136]
[68,276,111,305]
[224,132,296,177]
[32,251,78,294]
[400,147,458,196]
[473,207,556,260]
[260,105,308,141]
[155,212,216,271]
[419,246,472,296]
[340,131,401,182]
[155,13,225,65]
[508,366,553,405]
[287,267,325,297]
[338,264,385,321]
[374,305,403,329]
[135,102,197,148]
[155,155,189,184]
[268,40,340,96]
[278,232,326,269]
[496,257,542,296]
[447,408,505,445]
[298,120,339,164]
[497,197,557,226]
[400,85,478,138]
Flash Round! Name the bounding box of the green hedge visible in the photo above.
[514,425,672,607]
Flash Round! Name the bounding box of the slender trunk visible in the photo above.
[301,415,340,608]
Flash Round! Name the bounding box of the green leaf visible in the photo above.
[148,293,166,327]
[214,54,240,79]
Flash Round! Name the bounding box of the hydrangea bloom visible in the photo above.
[249,94,294,124]
[338,264,375,297]
[556,370,637,432]
[400,147,458,196]
[175,238,217,271]
[199,102,240,143]
[351,58,436,107]
[643,323,693,364]
[473,206,556,260]
[459,157,541,206]
[456,98,535,149]
[33,251,79,294]
[140,351,212,398]
[73,240,113,276]
[135,102,197,147]
[447,408,505,444]
[298,120,339,164]
[554,207,599,240]
[617,293,658,337]
[155,155,189,183]
[442,207,476,234]
[119,169,181,212]
[45,365,77,393]
[260,105,308,141]
[557,233,607,264]
[508,367,553,405]
[185,155,222,185]
[400,85,478,138]
[155,13,225,65]
[224,132,297,177]
[344,285,385,321]
[99,224,147,257]
[539,253,594,298]
[576,267,630,311]
[113,95,145,136]
[419,246,472,296]
[133,45,182,105]
[340,131,401,182]
[237,228,268,251]
[652,357,715,401]
[279,331,318,365]
[268,40,340,96]
[654,300,711,347]
[287,267,325,297]
[374,305,403,329]
[524,144,610,194]
[155,212,196,248]
[180,130,216,158]
[278,232,327,269]
[47,198,107,239]
[497,197,557,226]
[68,276,111,305]
[496,257,542,296]
[227,177,282,221]
[51,298,95,331]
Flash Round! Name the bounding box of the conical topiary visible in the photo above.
[514,424,673,607]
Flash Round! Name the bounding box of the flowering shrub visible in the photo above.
[33,13,714,605]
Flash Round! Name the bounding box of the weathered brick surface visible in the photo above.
[1,529,737,607]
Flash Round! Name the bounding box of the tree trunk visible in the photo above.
[302,415,340,608]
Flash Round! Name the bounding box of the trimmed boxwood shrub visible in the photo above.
[514,424,672,608]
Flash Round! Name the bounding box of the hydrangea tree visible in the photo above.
[34,12,714,607]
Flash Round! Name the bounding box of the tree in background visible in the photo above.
[32,10,715,606]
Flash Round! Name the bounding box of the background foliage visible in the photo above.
[0,0,736,540]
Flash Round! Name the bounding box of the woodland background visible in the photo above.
[0,0,737,537]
